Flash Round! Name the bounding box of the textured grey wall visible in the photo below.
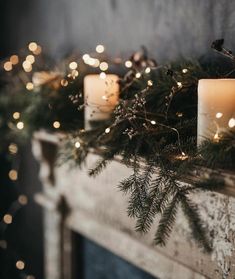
[7,0,235,62]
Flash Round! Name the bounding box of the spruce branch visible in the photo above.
[180,194,212,253]
[154,193,180,246]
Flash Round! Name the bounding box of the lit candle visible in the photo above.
[84,74,120,129]
[197,79,235,145]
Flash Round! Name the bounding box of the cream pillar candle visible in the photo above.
[84,74,120,129]
[197,79,235,145]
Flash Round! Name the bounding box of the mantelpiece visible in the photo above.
[32,131,235,279]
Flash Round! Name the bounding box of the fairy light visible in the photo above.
[96,44,105,53]
[93,59,100,67]
[216,112,223,119]
[71,70,79,78]
[228,118,235,128]
[53,121,60,129]
[135,72,141,79]
[147,80,153,86]
[105,127,111,134]
[182,68,188,74]
[26,55,35,64]
[75,141,81,148]
[99,72,106,79]
[3,61,12,71]
[3,214,13,224]
[99,62,109,71]
[8,143,18,154]
[145,67,151,74]
[33,45,42,55]
[26,82,34,91]
[125,60,132,68]
[28,42,38,52]
[3,214,13,225]
[61,79,68,87]
[82,54,90,61]
[16,121,24,130]
[18,195,28,205]
[177,82,182,88]
[16,260,25,270]
[13,112,20,119]
[10,55,19,65]
[213,132,220,142]
[9,169,18,181]
[22,60,32,72]
[176,112,183,118]
[150,120,156,125]
[69,61,78,70]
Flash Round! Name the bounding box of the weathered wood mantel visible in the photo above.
[32,131,235,279]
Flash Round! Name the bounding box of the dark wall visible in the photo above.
[4,0,235,61]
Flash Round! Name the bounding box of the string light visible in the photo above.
[28,42,38,52]
[213,132,220,142]
[10,55,19,65]
[75,141,81,148]
[176,112,183,118]
[99,62,108,71]
[228,118,235,128]
[13,112,20,119]
[9,170,18,181]
[177,82,182,88]
[3,61,12,71]
[145,67,151,74]
[69,61,78,70]
[33,45,42,55]
[147,80,153,86]
[16,121,24,130]
[150,120,156,125]
[92,59,100,67]
[18,195,28,205]
[53,121,60,129]
[8,143,18,154]
[105,127,111,134]
[96,44,105,53]
[82,54,90,61]
[135,72,141,79]
[182,68,188,74]
[125,60,132,68]
[99,72,106,79]
[22,60,32,72]
[16,260,25,270]
[216,112,223,119]
[26,55,35,64]
[72,70,79,78]
[61,79,68,87]
[26,82,34,91]
[3,214,13,224]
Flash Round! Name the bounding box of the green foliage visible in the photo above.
[1,44,234,253]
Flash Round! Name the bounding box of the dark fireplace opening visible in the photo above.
[72,232,158,279]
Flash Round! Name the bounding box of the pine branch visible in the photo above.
[180,194,212,253]
[154,193,180,246]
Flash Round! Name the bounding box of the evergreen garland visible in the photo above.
[0,40,234,253]
[60,40,235,252]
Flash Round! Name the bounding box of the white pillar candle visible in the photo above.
[197,79,235,145]
[84,74,120,128]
